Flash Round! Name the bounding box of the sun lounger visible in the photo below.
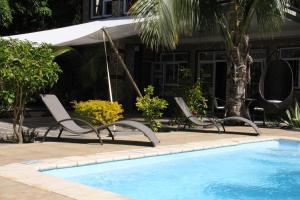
[174,97,222,133]
[40,94,160,146]
[175,97,261,135]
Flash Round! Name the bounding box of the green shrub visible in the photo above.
[73,100,124,125]
[168,66,208,122]
[0,38,61,143]
[136,85,168,132]
[185,81,208,119]
[283,101,300,128]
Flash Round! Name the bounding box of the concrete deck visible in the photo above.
[0,117,300,200]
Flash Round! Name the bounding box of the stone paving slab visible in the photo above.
[0,177,74,200]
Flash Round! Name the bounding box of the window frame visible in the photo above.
[280,47,300,89]
[151,52,189,96]
[90,0,113,19]
[159,52,189,87]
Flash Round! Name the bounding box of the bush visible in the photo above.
[136,85,168,132]
[283,101,300,128]
[0,38,61,143]
[168,67,207,121]
[73,100,124,125]
[185,81,208,119]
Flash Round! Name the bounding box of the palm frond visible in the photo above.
[130,0,219,51]
[172,0,219,35]
[254,0,291,36]
[131,0,295,50]
[295,101,299,119]
[130,0,179,50]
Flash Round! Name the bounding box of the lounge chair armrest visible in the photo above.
[57,118,99,134]
[75,116,105,126]
[76,117,113,135]
[187,115,213,120]
[187,113,205,119]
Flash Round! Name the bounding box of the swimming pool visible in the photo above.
[44,140,300,200]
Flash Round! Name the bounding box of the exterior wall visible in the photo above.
[129,36,300,113]
[82,0,90,22]
[78,0,300,114]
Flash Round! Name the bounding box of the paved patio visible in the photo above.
[0,117,300,199]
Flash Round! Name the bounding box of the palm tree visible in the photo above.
[130,0,295,118]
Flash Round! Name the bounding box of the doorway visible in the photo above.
[215,62,227,100]
[198,51,227,111]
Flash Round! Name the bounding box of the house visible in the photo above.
[56,0,300,114]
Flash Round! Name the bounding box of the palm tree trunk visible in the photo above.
[226,33,253,118]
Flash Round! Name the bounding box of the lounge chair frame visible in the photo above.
[216,116,261,135]
[43,117,104,144]
[175,97,261,136]
[40,94,159,146]
[174,97,222,133]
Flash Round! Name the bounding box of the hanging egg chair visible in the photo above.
[258,59,294,118]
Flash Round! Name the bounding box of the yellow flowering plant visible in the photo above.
[73,100,124,125]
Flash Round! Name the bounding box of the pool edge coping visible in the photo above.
[1,136,299,200]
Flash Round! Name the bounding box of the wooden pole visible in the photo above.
[101,28,143,98]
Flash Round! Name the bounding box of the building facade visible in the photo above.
[59,0,300,113]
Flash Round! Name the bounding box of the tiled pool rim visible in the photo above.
[1,136,300,200]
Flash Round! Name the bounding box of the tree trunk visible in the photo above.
[225,33,253,119]
[13,86,24,143]
[13,109,23,144]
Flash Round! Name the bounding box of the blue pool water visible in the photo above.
[44,140,300,200]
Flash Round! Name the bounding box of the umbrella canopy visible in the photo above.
[3,17,139,46]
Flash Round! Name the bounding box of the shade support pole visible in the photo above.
[101,28,143,98]
[103,31,113,102]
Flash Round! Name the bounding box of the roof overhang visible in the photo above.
[180,18,300,44]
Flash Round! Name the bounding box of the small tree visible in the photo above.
[136,85,168,132]
[185,81,208,119]
[0,39,62,143]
